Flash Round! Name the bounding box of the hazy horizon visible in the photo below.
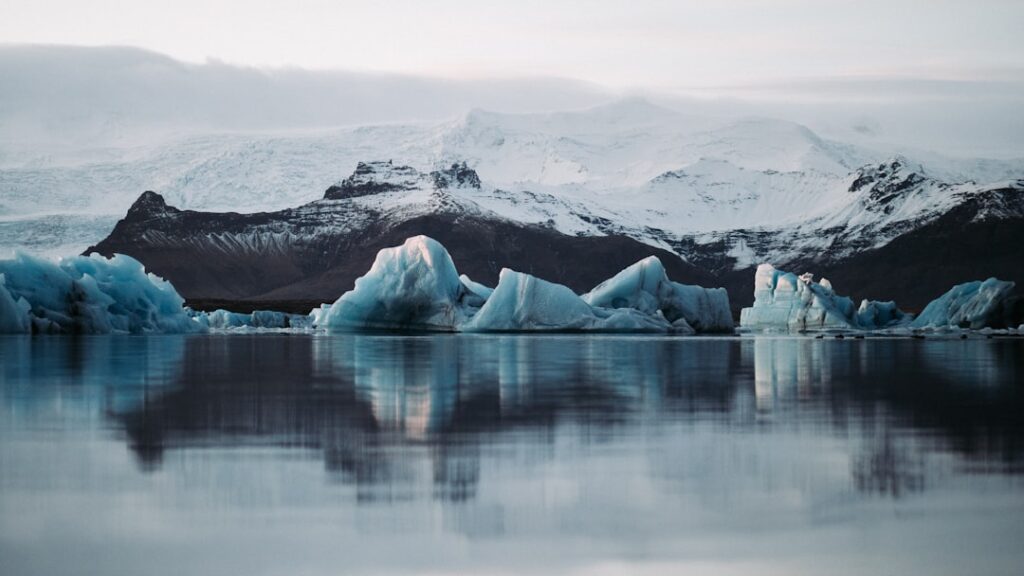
[1,43,1023,159]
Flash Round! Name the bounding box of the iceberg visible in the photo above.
[855,299,909,329]
[0,252,201,334]
[320,235,732,334]
[739,263,909,332]
[321,236,478,331]
[463,268,672,332]
[582,256,733,332]
[910,278,1016,329]
[191,308,315,330]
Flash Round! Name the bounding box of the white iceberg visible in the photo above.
[463,268,672,333]
[321,236,478,331]
[0,252,201,334]
[309,303,332,327]
[739,263,909,332]
[910,278,1016,329]
[582,256,733,333]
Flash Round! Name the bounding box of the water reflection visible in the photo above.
[1,334,1002,500]
[3,334,1024,575]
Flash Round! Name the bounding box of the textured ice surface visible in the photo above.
[583,256,733,333]
[740,263,910,332]
[459,274,494,308]
[855,299,910,329]
[321,236,474,331]
[0,273,31,333]
[911,278,1016,329]
[0,252,200,334]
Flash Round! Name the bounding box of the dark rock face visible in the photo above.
[323,161,422,200]
[126,190,173,219]
[431,162,481,189]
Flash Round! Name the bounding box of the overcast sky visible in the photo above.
[2,0,1022,89]
[2,1,1023,158]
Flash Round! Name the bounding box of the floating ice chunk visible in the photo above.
[910,278,1016,329]
[740,263,906,332]
[855,299,910,329]
[582,256,733,332]
[191,308,313,330]
[322,236,472,331]
[463,268,670,332]
[0,252,201,334]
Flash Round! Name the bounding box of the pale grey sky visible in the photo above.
[1,0,1022,89]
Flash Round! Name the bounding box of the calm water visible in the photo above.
[2,334,1024,576]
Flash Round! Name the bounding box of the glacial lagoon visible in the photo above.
[2,333,1023,575]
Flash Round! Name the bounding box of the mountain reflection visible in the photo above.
[82,334,1024,503]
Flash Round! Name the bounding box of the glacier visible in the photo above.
[739,264,910,332]
[0,252,201,334]
[321,235,731,334]
[910,278,1016,330]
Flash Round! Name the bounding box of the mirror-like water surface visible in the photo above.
[2,334,1023,575]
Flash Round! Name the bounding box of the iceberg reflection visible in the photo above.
[5,333,1022,507]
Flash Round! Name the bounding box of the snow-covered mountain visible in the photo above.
[4,97,1023,307]
[4,97,1020,256]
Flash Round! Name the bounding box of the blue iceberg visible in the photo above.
[321,235,732,334]
[0,252,201,334]
[910,278,1016,329]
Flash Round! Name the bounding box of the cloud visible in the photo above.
[0,44,611,147]
[1,44,1022,159]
